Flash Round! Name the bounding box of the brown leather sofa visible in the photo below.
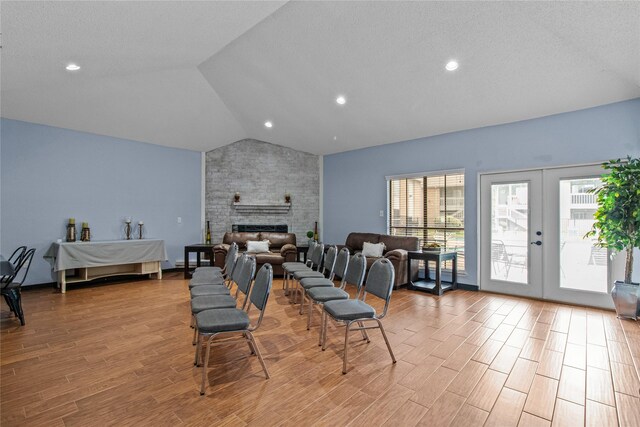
[337,232,419,288]
[213,232,297,276]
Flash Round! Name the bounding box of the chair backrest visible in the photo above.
[309,243,324,270]
[341,252,366,292]
[321,246,338,277]
[1,246,26,283]
[304,240,317,266]
[248,263,273,329]
[361,258,395,318]
[225,242,239,276]
[331,248,350,281]
[234,254,257,301]
[3,248,35,287]
[8,246,27,266]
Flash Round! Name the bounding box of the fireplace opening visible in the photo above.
[232,224,288,233]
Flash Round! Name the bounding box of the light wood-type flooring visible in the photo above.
[2,272,640,426]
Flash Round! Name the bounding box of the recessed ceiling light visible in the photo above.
[333,136,337,141]
[336,96,346,105]
[445,61,459,71]
[65,63,81,71]
[264,121,273,128]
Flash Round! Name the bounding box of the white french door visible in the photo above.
[480,165,613,309]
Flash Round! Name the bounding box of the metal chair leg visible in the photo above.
[307,299,314,330]
[318,309,325,346]
[322,310,328,350]
[194,332,201,366]
[246,331,270,379]
[376,319,396,364]
[200,336,213,395]
[299,287,306,314]
[358,321,370,342]
[342,321,353,374]
[192,319,198,345]
[244,332,256,355]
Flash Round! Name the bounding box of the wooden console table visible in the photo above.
[44,239,167,293]
[407,250,458,296]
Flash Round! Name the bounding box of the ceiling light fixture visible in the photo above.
[264,121,273,128]
[65,63,81,71]
[336,96,346,105]
[445,61,459,71]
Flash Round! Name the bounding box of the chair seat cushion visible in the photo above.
[190,286,231,297]
[307,287,349,303]
[293,270,325,280]
[300,278,335,289]
[324,299,375,321]
[196,308,250,333]
[191,271,224,282]
[191,295,237,313]
[190,275,225,286]
[194,266,222,274]
[283,262,309,271]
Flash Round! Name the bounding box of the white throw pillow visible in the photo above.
[361,242,385,258]
[246,240,270,253]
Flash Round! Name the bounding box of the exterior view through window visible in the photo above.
[388,172,464,270]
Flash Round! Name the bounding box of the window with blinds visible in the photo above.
[388,172,465,270]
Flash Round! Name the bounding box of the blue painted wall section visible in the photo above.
[0,118,202,285]
[323,99,640,286]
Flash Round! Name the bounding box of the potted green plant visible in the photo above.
[306,230,315,245]
[586,156,640,319]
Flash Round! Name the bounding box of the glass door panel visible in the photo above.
[559,177,607,292]
[480,171,543,299]
[491,183,529,283]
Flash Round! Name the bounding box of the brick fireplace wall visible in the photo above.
[205,139,319,245]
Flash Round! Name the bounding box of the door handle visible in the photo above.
[530,241,542,246]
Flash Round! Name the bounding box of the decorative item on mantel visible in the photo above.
[234,192,240,203]
[66,218,77,242]
[306,230,314,245]
[313,221,319,241]
[205,221,212,245]
[124,217,133,240]
[285,193,291,203]
[80,222,91,242]
[137,221,145,239]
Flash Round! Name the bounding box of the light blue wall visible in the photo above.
[323,99,640,286]
[1,118,202,285]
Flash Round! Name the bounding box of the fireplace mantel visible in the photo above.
[232,202,291,214]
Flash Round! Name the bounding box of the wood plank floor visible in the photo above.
[2,273,639,426]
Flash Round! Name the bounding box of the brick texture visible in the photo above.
[205,139,319,244]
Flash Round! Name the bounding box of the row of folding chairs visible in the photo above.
[188,242,273,395]
[283,242,397,374]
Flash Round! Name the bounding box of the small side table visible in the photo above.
[407,250,458,296]
[296,245,309,263]
[184,244,216,279]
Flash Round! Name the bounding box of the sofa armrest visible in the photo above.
[384,248,408,262]
[213,243,230,269]
[384,249,415,288]
[280,243,298,262]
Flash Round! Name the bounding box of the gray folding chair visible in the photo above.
[289,243,324,303]
[282,241,318,295]
[189,253,252,297]
[321,258,396,374]
[292,245,337,312]
[194,263,273,395]
[192,242,239,278]
[306,250,368,331]
[190,254,256,344]
[190,242,238,287]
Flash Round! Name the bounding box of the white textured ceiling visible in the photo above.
[2,1,639,155]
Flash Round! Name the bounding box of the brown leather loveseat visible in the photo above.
[338,232,419,289]
[213,232,297,276]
